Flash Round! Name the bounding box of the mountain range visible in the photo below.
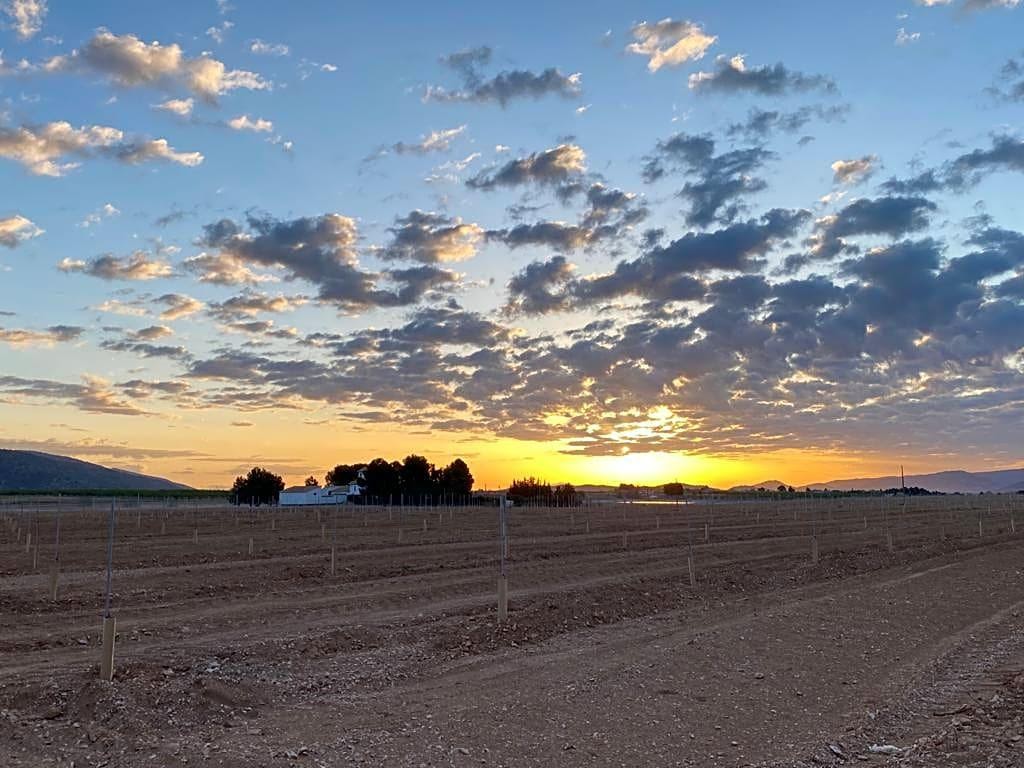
[731,469,1024,494]
[0,450,190,491]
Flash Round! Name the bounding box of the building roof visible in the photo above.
[282,486,317,493]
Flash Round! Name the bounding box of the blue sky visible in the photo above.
[1,0,1023,488]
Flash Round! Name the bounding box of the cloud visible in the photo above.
[625,19,716,72]
[91,299,149,317]
[0,214,43,247]
[425,45,581,106]
[377,211,483,264]
[153,97,194,116]
[505,209,808,314]
[207,290,307,321]
[76,374,152,415]
[58,250,174,280]
[249,39,289,56]
[466,143,586,190]
[78,202,120,228]
[963,0,1019,10]
[206,20,233,45]
[195,213,460,310]
[505,255,577,314]
[726,104,849,141]
[227,114,273,132]
[990,54,1024,102]
[689,54,837,96]
[0,373,149,415]
[129,324,173,341]
[798,195,937,265]
[38,29,270,102]
[182,251,276,286]
[883,135,1024,194]
[0,324,82,347]
[488,183,647,253]
[0,121,202,176]
[155,293,203,320]
[895,28,921,45]
[387,125,466,156]
[642,132,774,226]
[831,155,878,185]
[2,0,46,39]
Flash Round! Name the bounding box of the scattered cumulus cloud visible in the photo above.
[895,28,921,45]
[0,214,43,247]
[227,114,273,132]
[377,211,484,264]
[625,19,716,72]
[35,29,270,102]
[689,54,837,96]
[58,250,174,281]
[78,203,120,228]
[467,143,586,190]
[0,324,82,347]
[2,0,46,40]
[250,39,290,56]
[153,97,194,117]
[425,45,581,106]
[831,155,879,185]
[0,121,202,176]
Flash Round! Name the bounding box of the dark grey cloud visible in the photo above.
[688,55,838,97]
[642,132,774,226]
[0,324,84,346]
[100,338,191,360]
[505,256,577,314]
[0,374,151,416]
[883,135,1024,195]
[57,250,173,280]
[466,144,586,190]
[377,210,483,264]
[195,213,460,310]
[424,46,581,106]
[506,209,809,314]
[797,195,937,266]
[487,183,646,253]
[987,52,1024,102]
[726,104,850,141]
[207,291,307,322]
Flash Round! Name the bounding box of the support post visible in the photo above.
[100,616,116,682]
[497,498,509,623]
[100,500,117,682]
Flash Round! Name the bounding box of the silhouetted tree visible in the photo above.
[400,454,434,498]
[664,482,686,496]
[325,463,363,487]
[362,458,402,501]
[231,466,284,505]
[507,477,551,504]
[304,475,319,487]
[439,458,474,498]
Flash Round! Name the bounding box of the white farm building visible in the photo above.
[279,479,362,506]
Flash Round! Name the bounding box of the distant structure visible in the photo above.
[901,465,906,491]
[280,472,363,506]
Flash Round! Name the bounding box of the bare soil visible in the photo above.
[2,495,1023,766]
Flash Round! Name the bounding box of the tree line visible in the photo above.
[230,455,474,505]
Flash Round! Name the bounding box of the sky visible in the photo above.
[1,0,1023,490]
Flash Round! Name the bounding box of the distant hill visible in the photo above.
[802,468,1024,494]
[0,450,191,491]
[729,480,789,492]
